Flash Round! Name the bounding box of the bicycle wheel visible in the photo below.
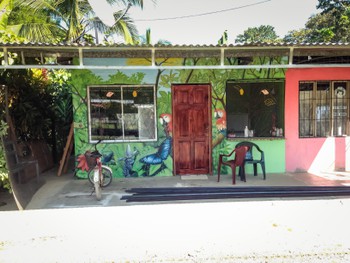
[88,167,112,187]
[88,169,95,185]
[101,167,112,187]
[94,181,102,200]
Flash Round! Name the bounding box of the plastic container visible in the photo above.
[244,126,249,137]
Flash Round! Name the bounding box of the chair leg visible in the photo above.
[253,163,257,176]
[217,162,221,182]
[240,165,246,182]
[231,165,236,184]
[261,162,266,180]
[238,166,246,182]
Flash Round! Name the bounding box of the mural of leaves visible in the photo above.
[72,56,286,177]
[157,90,172,116]
[159,70,179,88]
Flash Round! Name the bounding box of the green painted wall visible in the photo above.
[222,139,286,174]
[71,56,287,178]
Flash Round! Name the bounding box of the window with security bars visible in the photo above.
[88,85,157,142]
[299,81,350,137]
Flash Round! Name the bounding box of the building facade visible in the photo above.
[2,42,350,179]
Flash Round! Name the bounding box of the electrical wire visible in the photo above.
[134,0,271,22]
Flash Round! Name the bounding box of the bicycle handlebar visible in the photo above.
[94,140,102,153]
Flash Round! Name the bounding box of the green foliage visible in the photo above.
[317,0,350,13]
[0,31,24,69]
[13,0,145,44]
[0,68,73,164]
[283,29,309,43]
[70,69,102,97]
[107,71,145,84]
[0,120,10,191]
[8,5,64,43]
[285,0,350,42]
[0,30,25,42]
[218,30,228,45]
[159,70,178,88]
[4,69,48,141]
[0,0,13,31]
[48,70,73,158]
[158,90,171,115]
[235,25,281,43]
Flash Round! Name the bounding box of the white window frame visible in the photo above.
[87,85,157,143]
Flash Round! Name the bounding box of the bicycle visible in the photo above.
[77,140,113,200]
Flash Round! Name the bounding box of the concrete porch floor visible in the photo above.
[1,167,350,211]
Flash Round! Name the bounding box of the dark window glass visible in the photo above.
[226,80,285,138]
[88,85,156,142]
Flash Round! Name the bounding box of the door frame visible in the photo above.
[171,83,212,176]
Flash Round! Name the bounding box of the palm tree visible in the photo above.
[6,4,64,43]
[12,0,145,44]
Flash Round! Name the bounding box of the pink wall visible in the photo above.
[285,68,350,172]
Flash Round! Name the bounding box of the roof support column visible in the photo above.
[151,48,155,67]
[21,51,25,65]
[220,48,225,67]
[3,48,8,66]
[79,48,83,67]
[289,47,294,65]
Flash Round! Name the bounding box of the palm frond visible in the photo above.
[17,23,65,42]
[14,0,58,14]
[106,0,155,10]
[110,14,138,44]
[0,0,13,30]
[13,0,143,44]
[64,1,86,42]
[14,0,68,27]
[5,24,22,35]
[87,17,110,34]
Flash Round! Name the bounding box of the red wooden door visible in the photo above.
[172,84,212,175]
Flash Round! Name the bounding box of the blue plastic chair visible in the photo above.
[235,141,266,181]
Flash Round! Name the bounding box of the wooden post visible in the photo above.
[57,123,74,176]
[63,134,74,174]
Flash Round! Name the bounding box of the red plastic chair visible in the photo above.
[217,146,249,184]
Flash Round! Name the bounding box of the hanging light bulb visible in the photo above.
[261,89,269,95]
[106,91,114,97]
[132,90,138,97]
[239,88,244,96]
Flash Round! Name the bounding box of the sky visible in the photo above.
[89,0,320,45]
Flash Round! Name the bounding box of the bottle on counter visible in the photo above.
[244,126,249,137]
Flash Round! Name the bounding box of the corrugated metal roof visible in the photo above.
[1,41,350,70]
[2,41,350,58]
[1,41,350,48]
